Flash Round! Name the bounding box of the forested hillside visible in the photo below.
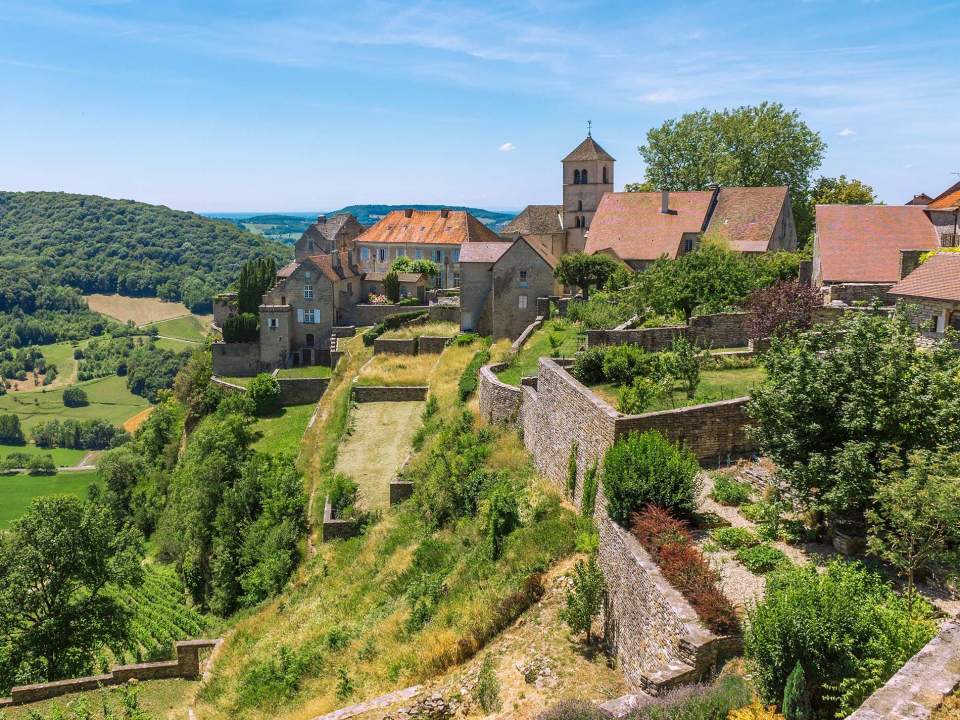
[0,192,290,311]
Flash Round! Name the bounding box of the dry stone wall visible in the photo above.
[418,335,452,354]
[277,377,328,405]
[478,364,522,425]
[586,313,749,352]
[211,342,262,376]
[352,386,428,402]
[374,337,417,355]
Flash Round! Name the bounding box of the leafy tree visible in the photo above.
[487,480,519,560]
[782,662,812,720]
[390,256,440,277]
[810,175,878,206]
[383,271,401,303]
[0,496,144,693]
[669,335,702,398]
[866,450,960,603]
[745,280,821,340]
[638,102,826,241]
[236,257,277,316]
[62,386,89,407]
[247,373,281,416]
[26,454,56,475]
[554,252,621,301]
[180,276,215,314]
[0,414,25,445]
[560,556,606,645]
[98,445,150,524]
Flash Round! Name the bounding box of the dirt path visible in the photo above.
[333,401,424,509]
[124,406,156,432]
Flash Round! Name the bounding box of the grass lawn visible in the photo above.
[0,470,101,529]
[0,443,88,466]
[252,403,316,456]
[0,374,150,433]
[0,679,198,719]
[592,366,767,412]
[355,353,438,386]
[276,365,332,379]
[495,319,585,386]
[380,320,459,340]
[155,336,201,353]
[146,314,210,342]
[217,375,254,387]
[85,294,194,325]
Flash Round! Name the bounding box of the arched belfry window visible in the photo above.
[577,200,583,211]
[574,216,581,228]
[573,169,581,184]
[603,166,608,184]
[582,169,588,183]
[580,215,586,228]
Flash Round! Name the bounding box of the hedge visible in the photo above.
[458,348,491,401]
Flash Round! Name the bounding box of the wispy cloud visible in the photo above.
[498,142,517,152]
[839,128,856,136]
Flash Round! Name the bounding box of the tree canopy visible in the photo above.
[554,252,621,301]
[390,256,440,277]
[810,175,878,206]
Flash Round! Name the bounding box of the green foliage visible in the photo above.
[626,674,754,719]
[782,662,812,720]
[580,461,599,518]
[458,347,491,402]
[476,653,502,714]
[748,310,960,523]
[866,449,960,601]
[0,496,145,694]
[0,413,25,445]
[710,475,752,506]
[601,344,669,385]
[566,290,635,330]
[363,310,430,346]
[487,480,520,560]
[709,526,761,550]
[566,442,578,499]
[223,312,260,343]
[669,335,702,398]
[735,543,789,574]
[325,473,360,517]
[560,556,605,644]
[237,645,319,711]
[32,418,129,450]
[236,257,277,315]
[617,376,665,414]
[745,560,936,718]
[124,343,190,403]
[390,255,441,277]
[26,453,56,475]
[602,430,700,523]
[536,699,610,720]
[554,252,622,301]
[247,373,281,416]
[570,346,607,385]
[62,386,89,407]
[810,175,877,206]
[383,271,401,303]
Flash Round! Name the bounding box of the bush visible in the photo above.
[536,700,611,720]
[0,414,25,445]
[782,662,812,720]
[631,507,740,635]
[602,430,700,523]
[735,543,789,574]
[570,346,607,385]
[745,560,936,717]
[27,454,56,475]
[247,373,281,416]
[710,526,760,550]
[601,344,656,385]
[625,674,753,719]
[383,271,400,303]
[710,474,752,506]
[326,473,359,517]
[476,653,502,714]
[560,556,605,644]
[617,376,669,414]
[581,461,598,518]
[62,386,89,407]
[223,312,259,343]
[458,348,491,401]
[487,480,520,560]
[363,310,429,346]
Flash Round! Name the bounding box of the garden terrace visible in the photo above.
[355,353,439,387]
[494,318,585,386]
[379,321,458,341]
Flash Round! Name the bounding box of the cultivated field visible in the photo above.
[145,314,211,342]
[0,470,101,529]
[85,293,194,325]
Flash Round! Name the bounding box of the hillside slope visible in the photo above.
[0,191,289,307]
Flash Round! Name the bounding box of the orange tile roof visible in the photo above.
[307,250,359,282]
[277,260,300,278]
[584,191,713,261]
[815,205,940,283]
[705,186,789,252]
[928,181,960,210]
[889,252,960,302]
[356,210,502,246]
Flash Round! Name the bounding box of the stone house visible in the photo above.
[362,271,427,303]
[355,208,505,289]
[584,186,797,270]
[923,181,960,248]
[459,235,558,339]
[294,213,366,258]
[888,251,960,335]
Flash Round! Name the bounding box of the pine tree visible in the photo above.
[782,662,812,720]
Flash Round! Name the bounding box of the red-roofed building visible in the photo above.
[585,186,796,269]
[889,251,960,334]
[925,181,960,249]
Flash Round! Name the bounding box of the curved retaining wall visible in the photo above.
[478,363,522,425]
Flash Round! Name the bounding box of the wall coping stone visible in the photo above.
[352,385,429,402]
[510,316,544,354]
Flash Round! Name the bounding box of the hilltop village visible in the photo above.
[2,130,960,720]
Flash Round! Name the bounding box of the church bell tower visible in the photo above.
[562,123,614,252]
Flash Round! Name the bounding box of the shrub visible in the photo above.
[326,473,359,517]
[476,654,502,713]
[458,348,491,401]
[601,344,656,385]
[602,430,700,523]
[626,674,753,719]
[383,271,401,303]
[631,507,740,635]
[560,556,606,645]
[710,526,760,550]
[223,312,259,343]
[62,386,89,407]
[669,335,702,398]
[735,543,789,574]
[237,645,317,710]
[570,346,607,385]
[27,454,56,475]
[535,700,611,720]
[745,560,936,718]
[0,414,25,445]
[487,480,520,560]
[581,461,598,518]
[247,373,281,416]
[710,474,752,506]
[782,662,812,720]
[617,376,670,414]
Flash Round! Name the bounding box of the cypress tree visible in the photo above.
[782,662,812,720]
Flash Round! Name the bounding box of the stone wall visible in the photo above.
[374,337,417,355]
[321,498,361,542]
[1,640,220,707]
[586,313,749,352]
[389,480,415,505]
[824,282,894,305]
[847,619,960,720]
[688,313,749,348]
[277,377,329,406]
[211,342,262,376]
[352,385,429,402]
[352,304,459,327]
[418,335,452,354]
[478,363,523,425]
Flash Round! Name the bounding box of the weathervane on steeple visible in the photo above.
[587,120,592,137]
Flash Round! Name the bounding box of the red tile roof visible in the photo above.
[356,210,502,246]
[308,250,359,282]
[563,136,615,162]
[815,205,940,283]
[889,252,960,302]
[584,191,713,261]
[928,181,960,210]
[706,186,789,252]
[460,242,512,264]
[277,260,300,278]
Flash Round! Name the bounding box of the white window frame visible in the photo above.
[303,284,314,300]
[519,270,528,288]
[301,309,318,324]
[361,247,370,260]
[267,317,278,329]
[518,295,528,310]
[378,247,386,262]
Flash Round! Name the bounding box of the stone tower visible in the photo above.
[563,132,615,252]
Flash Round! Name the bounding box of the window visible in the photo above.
[519,270,528,288]
[577,200,583,211]
[574,216,581,228]
[435,250,442,263]
[574,169,581,184]
[267,317,278,329]
[303,284,314,299]
[378,248,386,262]
[453,272,460,287]
[304,271,312,281]
[415,248,423,259]
[602,166,608,184]
[518,295,528,310]
[452,249,460,263]
[303,309,318,324]
[581,169,588,183]
[281,296,286,305]
[682,236,695,253]
[361,247,370,260]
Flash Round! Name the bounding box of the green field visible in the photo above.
[251,403,316,456]
[154,336,199,353]
[0,374,150,433]
[276,365,332,379]
[495,320,585,386]
[146,314,209,342]
[0,443,88,467]
[0,470,101,528]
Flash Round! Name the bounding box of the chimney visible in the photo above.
[317,215,326,224]
[660,190,670,215]
[440,208,450,219]
[404,208,414,218]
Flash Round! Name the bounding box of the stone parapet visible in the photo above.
[389,480,415,505]
[374,337,417,355]
[586,313,749,352]
[478,363,523,425]
[418,335,452,354]
[322,498,361,542]
[352,385,429,402]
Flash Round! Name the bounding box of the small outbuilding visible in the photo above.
[888,251,960,335]
[362,271,428,303]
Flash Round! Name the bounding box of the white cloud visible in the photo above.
[498,142,516,152]
[904,163,914,169]
[839,128,857,136]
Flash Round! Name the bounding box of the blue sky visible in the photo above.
[1,0,958,213]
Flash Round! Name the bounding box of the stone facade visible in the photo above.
[490,239,557,339]
[847,619,960,720]
[212,292,237,328]
[823,282,894,305]
[586,313,749,352]
[211,341,262,376]
[277,377,329,406]
[351,303,459,327]
[352,386,429,402]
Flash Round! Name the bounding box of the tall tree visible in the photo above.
[236,257,277,315]
[0,497,144,693]
[554,252,621,301]
[810,175,878,206]
[638,102,826,242]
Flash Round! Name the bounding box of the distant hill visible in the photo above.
[0,191,290,310]
[210,204,518,243]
